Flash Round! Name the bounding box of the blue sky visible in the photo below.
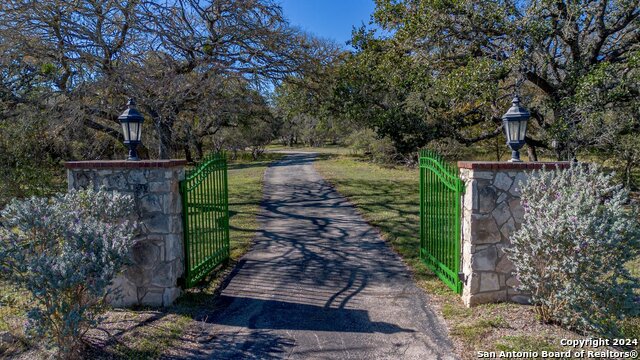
[278,0,376,48]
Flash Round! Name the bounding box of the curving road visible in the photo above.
[183,152,456,359]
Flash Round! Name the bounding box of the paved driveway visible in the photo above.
[184,153,455,359]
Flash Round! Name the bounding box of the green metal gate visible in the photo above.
[180,153,230,288]
[419,150,464,293]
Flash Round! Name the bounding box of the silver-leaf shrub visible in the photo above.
[0,187,136,358]
[507,164,640,336]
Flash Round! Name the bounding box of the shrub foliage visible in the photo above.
[508,164,640,335]
[0,187,136,358]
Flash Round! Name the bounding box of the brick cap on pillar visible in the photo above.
[457,161,572,170]
[64,159,188,169]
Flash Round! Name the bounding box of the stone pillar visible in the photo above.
[65,160,187,307]
[457,161,570,307]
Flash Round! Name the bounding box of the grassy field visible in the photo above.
[314,153,640,359]
[0,153,283,359]
[266,143,354,155]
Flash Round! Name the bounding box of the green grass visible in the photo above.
[106,312,192,359]
[0,283,31,355]
[227,153,285,260]
[495,335,563,353]
[450,316,509,344]
[266,144,353,155]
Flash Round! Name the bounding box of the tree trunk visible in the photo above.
[527,146,538,162]
[194,140,204,160]
[184,143,193,163]
[156,119,173,159]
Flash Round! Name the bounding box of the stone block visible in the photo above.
[140,193,162,213]
[144,169,164,182]
[473,170,495,180]
[163,287,182,307]
[465,290,507,307]
[161,194,176,214]
[492,201,511,226]
[75,172,90,188]
[67,172,75,189]
[109,173,128,189]
[495,255,515,273]
[143,213,171,234]
[165,234,184,261]
[108,275,139,307]
[505,276,520,288]
[478,185,497,214]
[463,180,477,211]
[509,295,531,305]
[509,172,529,196]
[132,240,161,268]
[125,265,151,287]
[149,181,170,193]
[460,167,538,307]
[151,262,177,287]
[509,199,525,223]
[462,215,472,242]
[500,218,516,242]
[494,172,513,192]
[170,216,183,233]
[133,184,149,197]
[472,246,497,271]
[138,288,164,307]
[479,272,500,292]
[466,272,480,294]
[471,214,501,244]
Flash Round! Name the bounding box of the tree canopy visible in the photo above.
[320,0,640,161]
[0,0,331,159]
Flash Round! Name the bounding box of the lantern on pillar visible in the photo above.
[118,98,144,161]
[502,96,530,162]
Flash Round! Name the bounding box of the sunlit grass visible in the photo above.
[266,143,353,155]
[227,153,285,260]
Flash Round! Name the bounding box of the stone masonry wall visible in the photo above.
[458,162,570,307]
[65,160,186,307]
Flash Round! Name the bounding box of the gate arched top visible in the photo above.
[418,150,464,193]
[183,153,227,192]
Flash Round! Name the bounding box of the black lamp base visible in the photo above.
[127,144,140,161]
[508,149,522,162]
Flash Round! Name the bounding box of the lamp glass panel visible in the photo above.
[518,119,527,141]
[136,122,142,142]
[128,122,140,142]
[121,122,130,141]
[507,121,520,142]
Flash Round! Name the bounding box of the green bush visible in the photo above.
[345,129,398,163]
[0,187,136,358]
[507,164,640,336]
